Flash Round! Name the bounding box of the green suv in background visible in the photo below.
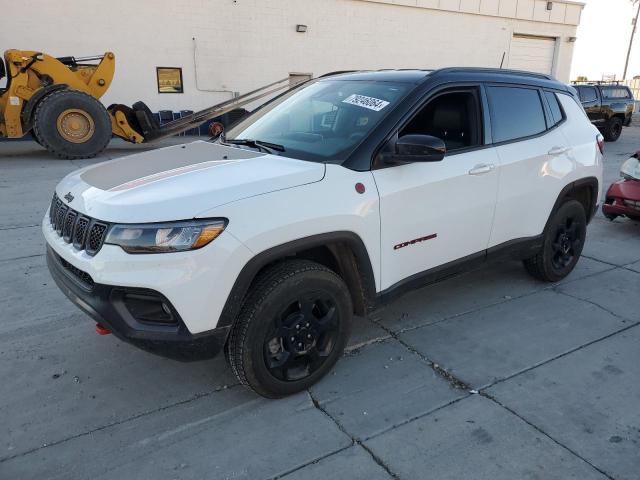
[572,83,635,142]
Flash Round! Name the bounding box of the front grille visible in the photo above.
[57,253,95,288]
[49,193,109,256]
[623,199,640,211]
[87,223,108,254]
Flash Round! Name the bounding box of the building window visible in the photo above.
[156,67,183,94]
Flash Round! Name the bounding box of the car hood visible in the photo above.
[55,141,326,223]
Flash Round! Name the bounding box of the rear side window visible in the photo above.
[601,86,632,99]
[545,91,564,126]
[577,86,598,103]
[487,86,546,143]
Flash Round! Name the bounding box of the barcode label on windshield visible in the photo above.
[342,94,390,112]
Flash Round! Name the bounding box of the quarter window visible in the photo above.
[545,91,564,126]
[601,86,632,99]
[487,86,546,143]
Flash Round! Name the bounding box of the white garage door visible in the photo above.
[509,34,556,75]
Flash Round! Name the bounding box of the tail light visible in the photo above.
[597,134,605,155]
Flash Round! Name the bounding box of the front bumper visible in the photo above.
[602,179,640,220]
[42,210,253,335]
[47,246,230,361]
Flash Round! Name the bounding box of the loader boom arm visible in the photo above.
[110,76,306,143]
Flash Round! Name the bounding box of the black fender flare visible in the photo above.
[216,231,377,330]
[21,84,69,131]
[548,176,600,225]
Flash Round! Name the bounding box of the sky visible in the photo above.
[571,0,640,80]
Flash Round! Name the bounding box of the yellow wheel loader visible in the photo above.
[0,49,304,159]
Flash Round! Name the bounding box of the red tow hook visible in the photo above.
[95,323,112,335]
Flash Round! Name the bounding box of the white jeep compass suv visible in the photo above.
[44,68,603,398]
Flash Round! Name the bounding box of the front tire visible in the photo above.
[33,89,112,159]
[523,200,587,282]
[228,260,353,398]
[603,117,623,142]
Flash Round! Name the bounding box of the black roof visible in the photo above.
[321,67,571,92]
[320,69,432,83]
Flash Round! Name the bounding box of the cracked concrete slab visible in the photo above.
[0,256,70,334]
[365,394,607,480]
[582,216,640,266]
[557,267,640,321]
[281,445,392,480]
[372,257,611,333]
[399,289,627,389]
[1,312,237,460]
[310,339,466,440]
[0,225,44,261]
[1,391,352,480]
[487,325,640,480]
[347,316,390,350]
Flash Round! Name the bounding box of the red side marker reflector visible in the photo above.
[95,323,111,335]
[355,182,366,194]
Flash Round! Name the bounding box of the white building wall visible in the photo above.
[0,0,582,112]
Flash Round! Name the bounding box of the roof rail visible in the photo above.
[434,67,555,81]
[319,70,362,78]
[571,80,625,86]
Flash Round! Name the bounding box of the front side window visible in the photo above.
[577,86,598,103]
[225,80,410,163]
[487,86,546,143]
[400,90,482,152]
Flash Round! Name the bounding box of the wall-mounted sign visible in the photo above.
[156,67,184,93]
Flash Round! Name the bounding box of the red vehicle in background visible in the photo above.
[603,152,640,221]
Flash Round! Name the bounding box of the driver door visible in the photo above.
[372,87,499,291]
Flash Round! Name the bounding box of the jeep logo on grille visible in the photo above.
[64,192,74,203]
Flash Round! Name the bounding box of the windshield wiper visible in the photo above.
[225,138,286,154]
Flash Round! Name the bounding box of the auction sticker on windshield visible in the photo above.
[342,94,390,112]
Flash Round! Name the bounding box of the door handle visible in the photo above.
[548,146,570,156]
[468,164,495,175]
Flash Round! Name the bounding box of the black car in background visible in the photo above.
[572,83,635,142]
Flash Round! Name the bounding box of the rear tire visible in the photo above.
[523,200,587,282]
[33,89,112,159]
[228,260,352,398]
[603,117,623,142]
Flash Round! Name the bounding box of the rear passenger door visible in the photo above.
[487,85,571,248]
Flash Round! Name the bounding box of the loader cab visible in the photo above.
[0,56,7,91]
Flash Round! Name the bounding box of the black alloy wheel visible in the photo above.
[550,216,583,271]
[524,199,587,282]
[228,259,352,398]
[604,117,623,142]
[264,296,340,382]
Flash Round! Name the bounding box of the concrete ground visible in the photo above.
[0,131,639,480]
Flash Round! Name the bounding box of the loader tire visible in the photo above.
[33,90,111,159]
[29,129,42,146]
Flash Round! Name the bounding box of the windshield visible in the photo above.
[224,80,410,162]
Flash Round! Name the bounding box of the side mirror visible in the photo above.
[393,134,446,163]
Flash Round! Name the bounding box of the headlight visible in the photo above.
[104,219,227,254]
[621,157,640,181]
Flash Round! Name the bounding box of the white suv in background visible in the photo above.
[44,68,603,398]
